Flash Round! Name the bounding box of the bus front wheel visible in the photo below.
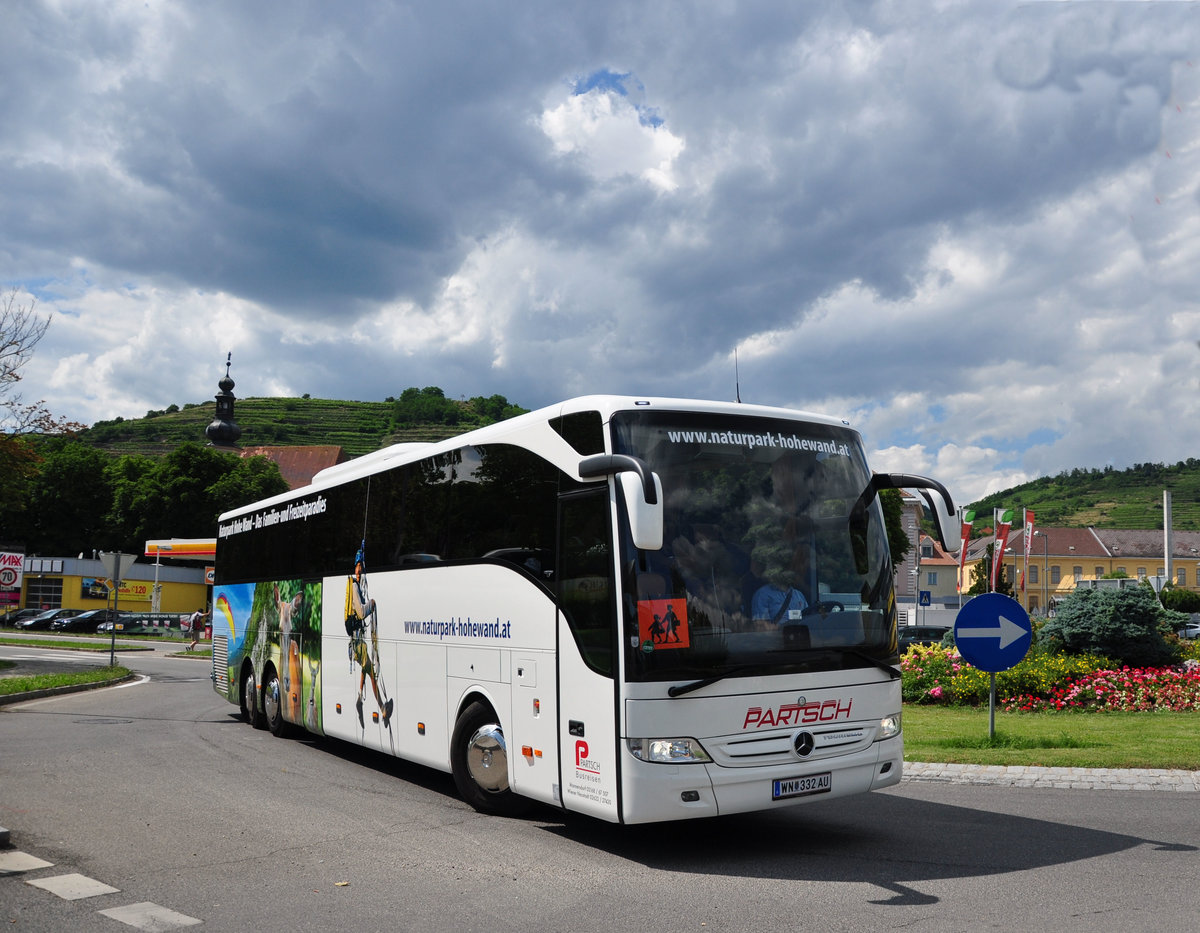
[450,701,529,817]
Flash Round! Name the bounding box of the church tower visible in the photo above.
[205,352,243,448]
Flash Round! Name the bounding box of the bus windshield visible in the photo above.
[611,410,897,683]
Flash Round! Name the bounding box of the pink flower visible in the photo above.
[930,686,943,699]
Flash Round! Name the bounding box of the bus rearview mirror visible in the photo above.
[619,471,664,551]
[578,454,664,552]
[870,472,960,554]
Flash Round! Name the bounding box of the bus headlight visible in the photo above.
[627,737,712,764]
[877,712,902,740]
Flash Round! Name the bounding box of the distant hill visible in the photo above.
[75,389,527,458]
[77,399,1200,532]
[969,460,1200,531]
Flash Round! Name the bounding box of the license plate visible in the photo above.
[772,771,832,800]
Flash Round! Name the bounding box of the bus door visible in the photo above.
[555,490,621,820]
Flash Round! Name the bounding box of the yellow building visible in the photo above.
[963,525,1200,616]
[16,555,208,617]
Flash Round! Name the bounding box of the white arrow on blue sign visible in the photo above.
[953,593,1032,673]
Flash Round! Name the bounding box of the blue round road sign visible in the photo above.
[953,593,1032,673]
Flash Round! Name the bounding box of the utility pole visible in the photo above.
[99,551,136,666]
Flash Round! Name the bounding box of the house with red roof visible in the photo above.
[240,445,348,490]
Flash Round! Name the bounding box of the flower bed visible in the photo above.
[901,642,1200,712]
[1003,661,1200,712]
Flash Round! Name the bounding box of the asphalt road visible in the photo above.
[1,643,1198,932]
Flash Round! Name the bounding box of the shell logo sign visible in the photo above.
[144,538,217,559]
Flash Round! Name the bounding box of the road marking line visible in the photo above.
[99,901,202,930]
[0,850,54,874]
[26,872,119,899]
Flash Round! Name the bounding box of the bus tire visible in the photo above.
[241,668,265,730]
[263,666,292,738]
[450,701,529,817]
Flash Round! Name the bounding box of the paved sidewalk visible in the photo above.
[904,761,1200,792]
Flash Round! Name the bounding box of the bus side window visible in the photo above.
[557,491,615,677]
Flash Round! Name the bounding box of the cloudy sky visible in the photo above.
[3,1,1198,506]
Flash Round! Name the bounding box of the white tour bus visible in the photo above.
[212,395,958,824]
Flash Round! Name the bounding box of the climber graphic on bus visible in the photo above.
[345,539,394,730]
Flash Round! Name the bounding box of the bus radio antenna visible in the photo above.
[734,348,742,403]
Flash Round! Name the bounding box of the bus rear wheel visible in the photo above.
[450,701,529,816]
[263,666,292,738]
[241,669,265,730]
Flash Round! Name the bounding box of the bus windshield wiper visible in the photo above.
[770,646,900,680]
[844,649,901,679]
[667,666,756,698]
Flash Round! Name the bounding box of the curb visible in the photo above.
[0,673,138,707]
[903,760,1200,792]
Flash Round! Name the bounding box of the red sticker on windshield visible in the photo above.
[637,598,690,649]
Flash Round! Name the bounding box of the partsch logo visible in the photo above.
[743,698,853,730]
[575,739,601,774]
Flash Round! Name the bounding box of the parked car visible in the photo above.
[898,624,951,652]
[97,618,165,636]
[1,608,43,627]
[51,609,130,633]
[1177,622,1200,640]
[15,608,82,631]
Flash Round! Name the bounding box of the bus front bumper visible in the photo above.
[619,736,903,824]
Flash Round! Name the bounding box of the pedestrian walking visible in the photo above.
[188,607,210,651]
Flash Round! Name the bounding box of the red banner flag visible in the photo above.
[1022,509,1035,592]
[991,509,1014,592]
[957,510,975,593]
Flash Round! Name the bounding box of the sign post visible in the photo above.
[953,593,1033,739]
[99,552,136,667]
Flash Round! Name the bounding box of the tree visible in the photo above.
[113,444,249,543]
[1,287,49,420]
[1041,587,1184,667]
[18,440,116,555]
[1,288,81,437]
[207,455,291,516]
[106,453,159,548]
[1,288,84,525]
[95,445,289,554]
[392,386,460,425]
[468,393,528,424]
[1160,586,1200,614]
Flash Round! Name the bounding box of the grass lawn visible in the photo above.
[0,635,121,652]
[0,665,133,696]
[903,704,1200,770]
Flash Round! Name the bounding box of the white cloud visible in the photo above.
[539,86,685,191]
[4,1,1200,513]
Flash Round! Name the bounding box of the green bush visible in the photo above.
[1161,586,1200,613]
[1040,587,1184,667]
